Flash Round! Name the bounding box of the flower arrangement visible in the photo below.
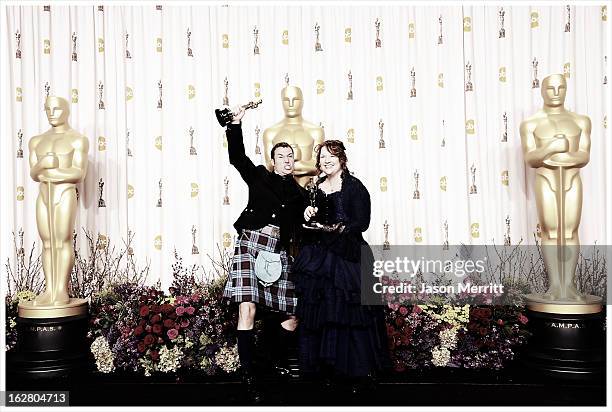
[5,290,37,352]
[4,231,604,376]
[87,246,240,377]
[88,275,239,377]
[385,303,531,371]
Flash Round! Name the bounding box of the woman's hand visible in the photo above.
[304,206,318,222]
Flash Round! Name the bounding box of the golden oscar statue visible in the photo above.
[520,74,602,314]
[263,85,324,187]
[19,96,89,319]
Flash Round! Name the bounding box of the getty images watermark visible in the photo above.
[372,255,503,295]
[359,245,610,306]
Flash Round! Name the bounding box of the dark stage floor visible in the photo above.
[6,362,606,407]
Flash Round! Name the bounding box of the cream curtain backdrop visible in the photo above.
[1,4,610,289]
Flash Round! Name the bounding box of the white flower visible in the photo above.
[439,327,458,350]
[199,357,212,370]
[139,358,153,377]
[16,290,37,302]
[199,333,213,346]
[158,345,183,373]
[90,336,115,373]
[431,346,451,367]
[214,344,240,373]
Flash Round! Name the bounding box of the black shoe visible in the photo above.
[272,365,291,377]
[349,376,376,398]
[322,376,335,392]
[241,371,263,404]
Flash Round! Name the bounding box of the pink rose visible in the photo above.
[176,306,186,316]
[399,306,409,316]
[180,319,190,328]
[185,306,195,315]
[518,314,529,325]
[167,328,179,340]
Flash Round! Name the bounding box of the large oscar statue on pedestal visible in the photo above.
[519,74,604,378]
[263,85,324,187]
[10,96,90,379]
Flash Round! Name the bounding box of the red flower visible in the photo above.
[161,304,174,314]
[518,313,529,325]
[134,325,144,336]
[176,306,186,316]
[144,334,155,346]
[395,317,405,327]
[497,319,504,326]
[474,307,492,319]
[185,306,196,315]
[139,305,150,317]
[137,341,146,353]
[138,319,147,327]
[399,306,409,316]
[149,350,160,361]
[180,319,190,328]
[168,312,177,320]
[152,324,163,335]
[394,362,406,373]
[151,305,160,314]
[163,319,175,329]
[150,314,161,324]
[412,305,422,314]
[167,328,179,340]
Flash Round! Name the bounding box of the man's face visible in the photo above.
[281,87,303,118]
[541,75,567,106]
[45,97,69,126]
[272,146,295,175]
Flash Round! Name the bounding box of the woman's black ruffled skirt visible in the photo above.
[294,242,389,378]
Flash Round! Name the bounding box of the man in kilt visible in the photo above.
[222,106,306,402]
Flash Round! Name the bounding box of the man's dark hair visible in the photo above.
[271,142,294,160]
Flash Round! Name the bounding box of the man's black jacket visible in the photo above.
[226,122,306,249]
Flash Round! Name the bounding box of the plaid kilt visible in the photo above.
[223,224,297,315]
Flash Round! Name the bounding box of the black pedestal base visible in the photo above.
[7,314,90,380]
[522,309,605,380]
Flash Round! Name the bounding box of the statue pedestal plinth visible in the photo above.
[521,297,605,380]
[8,300,90,380]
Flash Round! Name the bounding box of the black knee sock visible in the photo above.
[275,325,295,367]
[262,312,280,363]
[237,329,255,373]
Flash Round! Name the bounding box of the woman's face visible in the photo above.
[319,146,342,176]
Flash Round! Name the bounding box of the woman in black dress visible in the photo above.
[294,140,388,392]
